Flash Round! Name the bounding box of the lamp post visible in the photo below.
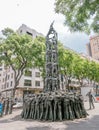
[26,88,29,96]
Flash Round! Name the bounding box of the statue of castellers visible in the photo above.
[21,22,88,121]
[21,92,88,121]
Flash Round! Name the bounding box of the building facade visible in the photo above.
[86,35,99,60]
[17,24,44,38]
[0,64,43,100]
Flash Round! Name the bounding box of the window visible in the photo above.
[10,81,13,87]
[35,81,40,87]
[25,70,32,77]
[35,72,40,77]
[3,78,4,82]
[24,80,32,86]
[20,30,22,33]
[3,72,5,76]
[2,85,3,89]
[4,65,7,70]
[11,73,13,78]
[5,75,7,81]
[26,31,32,36]
[7,75,10,80]
[4,84,6,89]
[7,82,9,88]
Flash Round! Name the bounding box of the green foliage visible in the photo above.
[88,61,99,82]
[0,30,45,70]
[72,54,83,80]
[58,43,74,77]
[72,55,90,83]
[95,63,99,82]
[58,42,99,86]
[2,27,14,37]
[0,28,45,97]
[32,36,45,68]
[55,0,99,33]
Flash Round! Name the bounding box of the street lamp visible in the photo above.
[26,88,29,95]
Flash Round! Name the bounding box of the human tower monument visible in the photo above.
[21,23,88,121]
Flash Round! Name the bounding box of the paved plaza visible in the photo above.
[0,102,99,130]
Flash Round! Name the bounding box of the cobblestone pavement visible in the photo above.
[0,102,99,130]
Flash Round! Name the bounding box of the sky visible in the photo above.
[0,0,90,54]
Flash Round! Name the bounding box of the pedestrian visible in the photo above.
[86,89,95,109]
[0,100,3,117]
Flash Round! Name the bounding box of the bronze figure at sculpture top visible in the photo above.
[44,21,60,92]
[21,22,88,121]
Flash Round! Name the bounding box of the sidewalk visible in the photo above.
[0,102,99,130]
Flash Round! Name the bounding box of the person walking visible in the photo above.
[86,90,95,109]
[0,100,3,117]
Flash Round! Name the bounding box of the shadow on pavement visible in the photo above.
[0,114,22,123]
[25,115,99,130]
[26,126,50,130]
[62,115,99,130]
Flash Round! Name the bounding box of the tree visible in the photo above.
[32,36,46,87]
[88,61,97,83]
[0,28,45,98]
[72,54,89,91]
[54,0,99,33]
[58,43,74,89]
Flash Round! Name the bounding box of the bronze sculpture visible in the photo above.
[21,22,88,121]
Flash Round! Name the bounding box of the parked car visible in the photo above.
[95,95,99,102]
[13,102,23,109]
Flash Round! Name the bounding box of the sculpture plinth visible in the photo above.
[21,23,88,121]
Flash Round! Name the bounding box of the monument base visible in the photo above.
[21,91,88,121]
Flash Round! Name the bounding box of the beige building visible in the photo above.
[0,64,43,100]
[17,24,44,38]
[86,35,99,60]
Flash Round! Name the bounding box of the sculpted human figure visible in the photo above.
[29,95,36,119]
[66,95,74,120]
[46,63,52,77]
[46,51,52,62]
[79,94,88,117]
[45,93,54,121]
[23,98,31,119]
[69,95,78,119]
[52,79,58,91]
[34,94,41,119]
[53,92,62,121]
[21,98,25,118]
[39,93,46,120]
[52,63,58,77]
[52,52,57,63]
[52,40,57,50]
[75,94,83,118]
[62,94,69,120]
